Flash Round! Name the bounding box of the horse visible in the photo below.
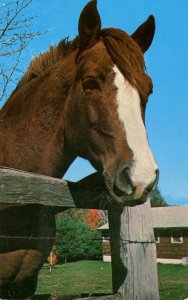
[0,0,158,298]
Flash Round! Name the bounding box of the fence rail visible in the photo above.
[0,166,107,209]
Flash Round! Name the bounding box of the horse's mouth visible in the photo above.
[103,167,158,207]
[106,187,148,207]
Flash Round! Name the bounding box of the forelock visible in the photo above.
[100,28,152,100]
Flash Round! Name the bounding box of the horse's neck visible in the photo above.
[0,53,76,177]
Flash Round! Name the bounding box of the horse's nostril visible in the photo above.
[113,185,125,197]
[122,167,134,189]
[114,166,135,196]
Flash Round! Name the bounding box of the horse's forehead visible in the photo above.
[78,42,114,74]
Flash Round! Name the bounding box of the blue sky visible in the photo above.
[1,0,188,205]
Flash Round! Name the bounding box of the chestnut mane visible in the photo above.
[18,28,151,100]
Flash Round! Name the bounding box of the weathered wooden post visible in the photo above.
[108,199,159,300]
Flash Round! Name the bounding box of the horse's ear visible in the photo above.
[131,15,155,53]
[78,0,101,53]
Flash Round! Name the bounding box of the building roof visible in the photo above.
[99,223,109,230]
[98,206,188,230]
[151,206,188,228]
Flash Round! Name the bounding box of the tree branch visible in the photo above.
[0,0,44,102]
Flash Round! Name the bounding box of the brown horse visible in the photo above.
[0,0,158,298]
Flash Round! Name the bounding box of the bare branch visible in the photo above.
[0,0,44,102]
[0,0,32,40]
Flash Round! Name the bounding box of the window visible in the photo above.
[171,231,183,244]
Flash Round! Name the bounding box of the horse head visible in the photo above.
[64,0,158,206]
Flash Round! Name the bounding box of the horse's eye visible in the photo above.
[82,78,100,91]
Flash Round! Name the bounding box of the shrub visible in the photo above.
[56,214,102,262]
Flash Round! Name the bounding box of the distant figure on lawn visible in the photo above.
[48,245,59,272]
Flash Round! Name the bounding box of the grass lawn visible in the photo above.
[158,263,188,300]
[36,261,112,297]
[36,261,188,299]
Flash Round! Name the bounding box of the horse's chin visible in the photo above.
[106,188,148,208]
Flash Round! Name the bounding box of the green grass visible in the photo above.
[158,263,188,300]
[36,261,188,299]
[36,261,112,296]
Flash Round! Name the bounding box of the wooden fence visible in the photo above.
[0,166,159,300]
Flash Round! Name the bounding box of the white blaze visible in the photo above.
[113,65,157,193]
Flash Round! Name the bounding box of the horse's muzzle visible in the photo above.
[109,165,159,206]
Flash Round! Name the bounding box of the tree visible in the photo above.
[0,0,42,102]
[56,214,102,262]
[150,188,168,207]
[85,209,103,229]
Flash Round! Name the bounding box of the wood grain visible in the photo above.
[0,166,108,209]
[108,199,159,300]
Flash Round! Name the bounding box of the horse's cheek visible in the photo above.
[85,94,100,126]
[88,104,99,126]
